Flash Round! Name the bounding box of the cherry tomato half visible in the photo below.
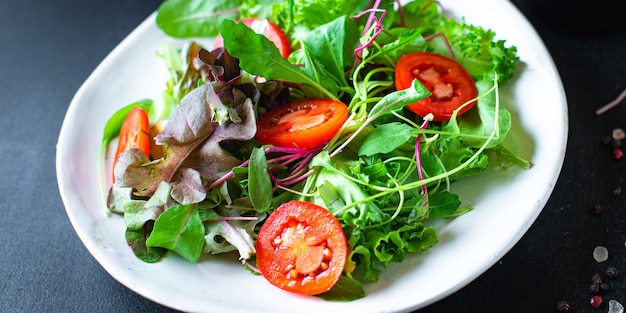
[213,18,291,59]
[113,107,150,181]
[256,200,348,295]
[395,52,477,122]
[256,98,349,149]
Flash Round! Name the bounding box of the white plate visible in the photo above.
[56,0,567,312]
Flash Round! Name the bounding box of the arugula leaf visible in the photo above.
[146,203,205,263]
[221,20,338,99]
[301,16,359,88]
[295,45,341,97]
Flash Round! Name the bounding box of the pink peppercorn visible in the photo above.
[591,295,603,309]
[613,148,624,159]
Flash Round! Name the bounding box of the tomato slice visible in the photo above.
[113,107,150,181]
[256,98,349,149]
[395,52,477,122]
[256,200,348,295]
[213,18,291,59]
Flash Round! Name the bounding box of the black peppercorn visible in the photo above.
[591,273,602,284]
[606,266,620,279]
[600,282,610,293]
[590,282,600,294]
[591,203,602,215]
[613,187,622,196]
[556,300,570,312]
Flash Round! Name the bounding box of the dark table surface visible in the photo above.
[3,0,626,312]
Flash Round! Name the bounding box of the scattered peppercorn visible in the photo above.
[599,282,610,293]
[591,203,603,215]
[592,273,603,284]
[613,187,622,196]
[556,300,570,312]
[602,135,613,146]
[606,266,620,279]
[590,282,601,293]
[591,295,603,309]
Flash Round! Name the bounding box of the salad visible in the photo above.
[102,0,529,301]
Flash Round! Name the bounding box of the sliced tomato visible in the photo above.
[256,200,348,295]
[213,18,291,59]
[395,52,477,122]
[113,107,150,181]
[256,98,349,149]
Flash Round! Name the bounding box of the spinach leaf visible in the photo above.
[146,203,205,263]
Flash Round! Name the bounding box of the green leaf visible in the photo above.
[101,99,153,154]
[301,16,359,87]
[146,203,205,263]
[375,28,427,60]
[316,275,365,301]
[367,79,430,120]
[248,147,273,212]
[125,221,168,263]
[358,122,416,156]
[156,0,240,38]
[426,191,463,219]
[298,46,340,97]
[458,78,511,148]
[221,20,338,99]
